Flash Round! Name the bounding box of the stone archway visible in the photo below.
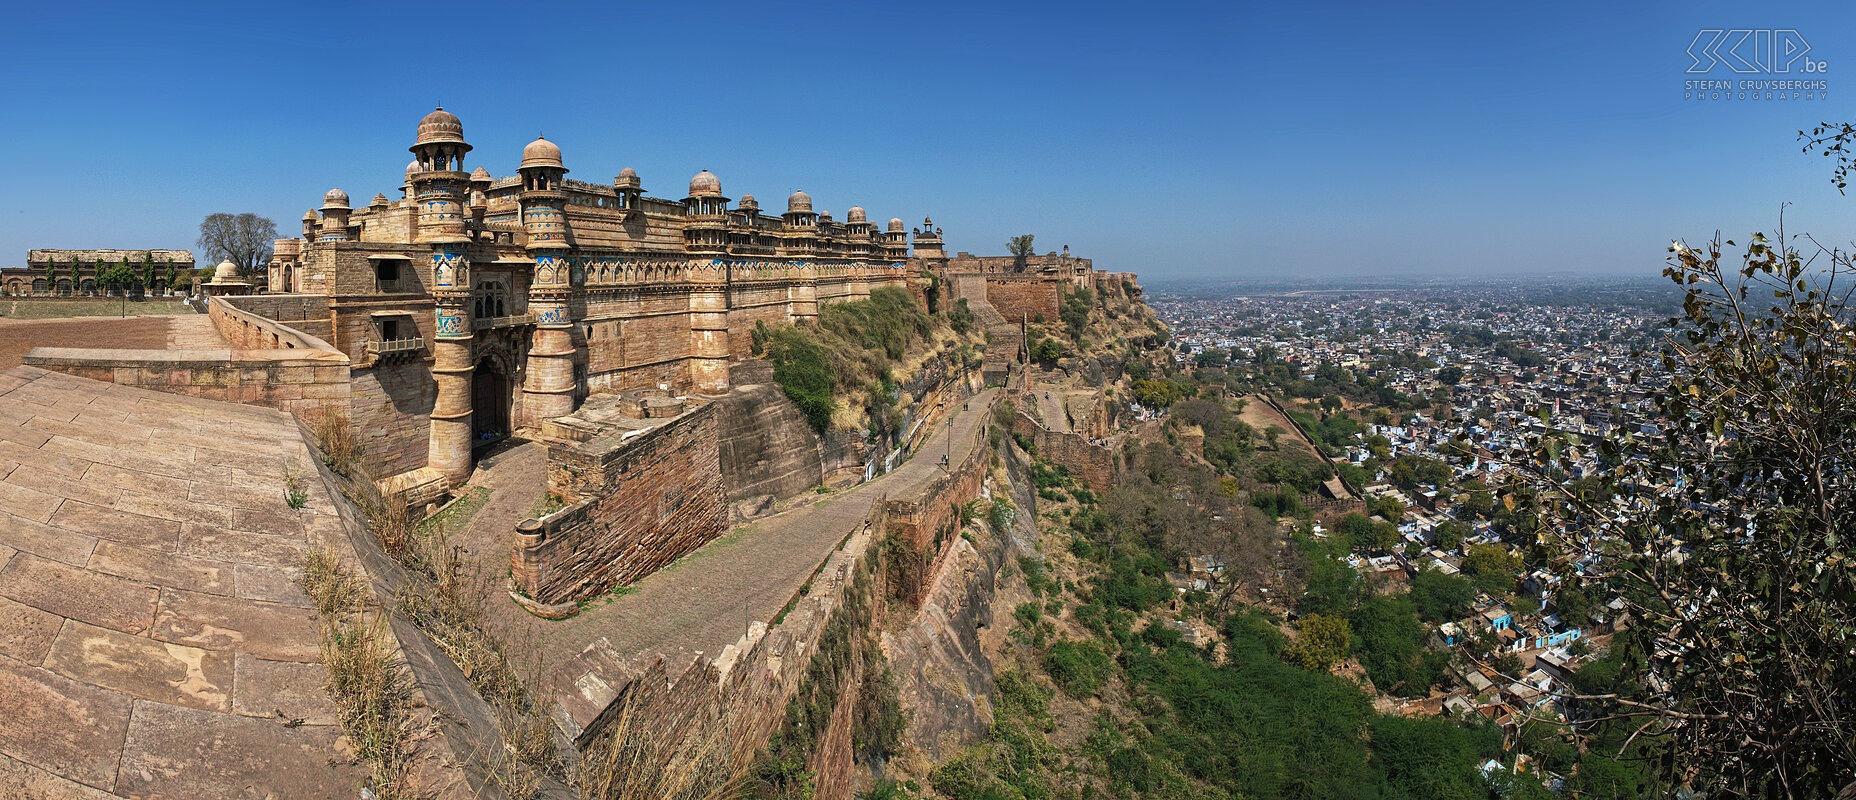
[472,356,513,444]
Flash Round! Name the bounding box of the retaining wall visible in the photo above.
[1009,398,1115,494]
[512,403,727,604]
[547,392,1002,799]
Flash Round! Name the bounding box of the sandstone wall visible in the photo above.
[294,419,558,800]
[886,411,992,606]
[1011,400,1115,494]
[982,277,1060,324]
[209,295,341,353]
[349,360,436,478]
[546,392,1002,799]
[219,294,335,342]
[550,503,886,800]
[885,435,1037,762]
[22,348,350,423]
[512,404,726,604]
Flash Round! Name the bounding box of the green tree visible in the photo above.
[1031,335,1062,364]
[1461,543,1519,596]
[141,251,156,295]
[1436,364,1464,385]
[1432,519,1468,551]
[1060,287,1093,339]
[1459,477,1495,517]
[1409,569,1475,622]
[1006,233,1035,270]
[121,256,140,297]
[42,258,55,292]
[67,259,80,295]
[1285,613,1352,671]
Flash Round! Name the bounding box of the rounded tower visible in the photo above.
[410,107,476,486]
[317,189,352,243]
[519,136,580,423]
[682,170,728,253]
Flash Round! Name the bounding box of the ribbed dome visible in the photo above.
[405,160,421,177]
[846,206,866,223]
[414,106,466,146]
[470,167,492,182]
[618,167,637,179]
[688,170,721,197]
[888,218,905,232]
[739,194,758,210]
[322,188,350,208]
[521,136,565,170]
[787,189,813,213]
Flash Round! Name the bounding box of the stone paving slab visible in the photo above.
[0,365,362,797]
[112,700,354,800]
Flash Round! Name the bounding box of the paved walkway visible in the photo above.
[513,388,999,675]
[0,366,359,798]
[163,314,228,350]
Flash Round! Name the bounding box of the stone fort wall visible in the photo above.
[512,403,726,604]
[546,392,1000,798]
[21,297,352,423]
[1010,399,1115,495]
[983,276,1062,325]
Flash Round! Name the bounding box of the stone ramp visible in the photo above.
[951,276,1020,384]
[0,365,363,798]
[523,388,1001,678]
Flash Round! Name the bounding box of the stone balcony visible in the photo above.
[365,337,424,357]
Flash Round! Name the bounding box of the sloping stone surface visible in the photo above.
[0,366,360,797]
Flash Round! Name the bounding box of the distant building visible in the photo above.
[3,249,195,296]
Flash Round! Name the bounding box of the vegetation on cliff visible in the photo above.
[753,286,978,435]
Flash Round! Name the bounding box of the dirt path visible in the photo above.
[0,316,171,370]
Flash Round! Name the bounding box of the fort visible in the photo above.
[2,106,1147,798]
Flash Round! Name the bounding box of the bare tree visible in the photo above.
[1007,234,1036,270]
[197,213,278,277]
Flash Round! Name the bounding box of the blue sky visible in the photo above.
[2,0,1853,281]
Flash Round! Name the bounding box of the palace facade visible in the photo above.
[273,108,944,487]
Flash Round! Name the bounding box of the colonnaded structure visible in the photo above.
[2,249,195,296]
[251,107,1130,502]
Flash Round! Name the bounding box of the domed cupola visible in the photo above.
[415,107,468,147]
[688,170,722,198]
[521,136,566,171]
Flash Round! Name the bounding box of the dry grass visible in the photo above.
[301,549,416,799]
[363,484,566,790]
[575,697,749,800]
[313,409,364,477]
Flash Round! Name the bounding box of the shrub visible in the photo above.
[1044,640,1112,697]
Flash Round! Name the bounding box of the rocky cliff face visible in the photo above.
[883,441,1040,764]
